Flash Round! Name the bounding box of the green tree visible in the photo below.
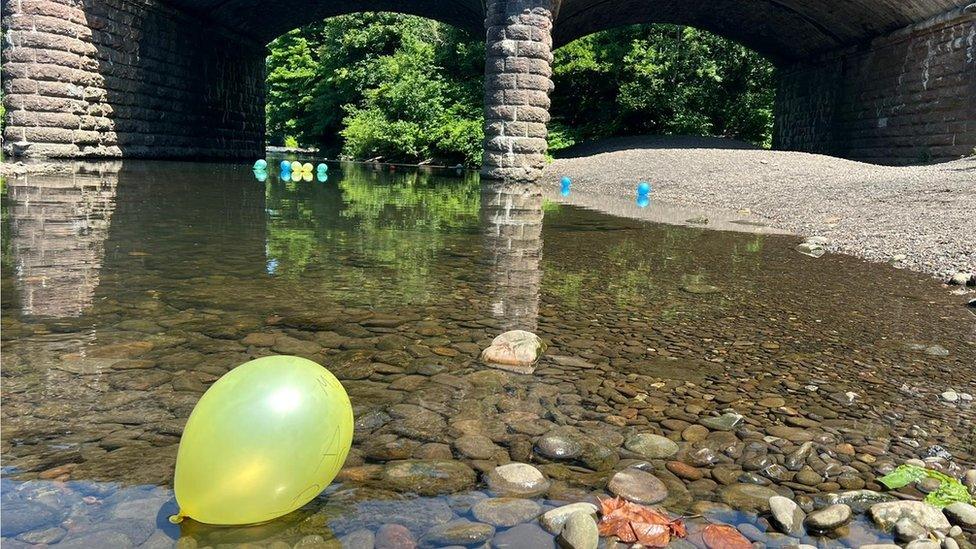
[265,17,776,162]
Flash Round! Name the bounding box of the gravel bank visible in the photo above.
[546,136,976,282]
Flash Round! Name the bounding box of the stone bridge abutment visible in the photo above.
[2,0,974,180]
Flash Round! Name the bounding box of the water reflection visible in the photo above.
[481,183,543,332]
[4,165,119,318]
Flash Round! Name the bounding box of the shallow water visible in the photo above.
[1,161,974,548]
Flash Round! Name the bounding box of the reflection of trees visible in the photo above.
[263,165,481,305]
[3,167,119,317]
[481,183,543,332]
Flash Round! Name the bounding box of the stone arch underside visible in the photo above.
[2,0,974,176]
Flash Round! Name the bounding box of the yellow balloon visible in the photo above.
[173,356,353,525]
[301,162,314,173]
[290,161,303,172]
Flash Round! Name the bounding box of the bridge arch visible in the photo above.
[2,0,974,179]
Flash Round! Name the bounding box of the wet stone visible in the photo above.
[666,461,702,481]
[943,502,976,528]
[381,460,476,496]
[607,467,668,504]
[539,503,599,535]
[486,463,551,498]
[536,434,583,460]
[868,500,951,531]
[471,498,542,527]
[422,519,494,546]
[623,433,678,459]
[769,495,806,535]
[719,483,779,512]
[699,413,743,431]
[493,523,556,549]
[454,434,499,460]
[804,503,851,533]
[893,517,928,542]
[557,511,598,549]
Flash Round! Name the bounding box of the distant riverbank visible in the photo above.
[546,135,976,284]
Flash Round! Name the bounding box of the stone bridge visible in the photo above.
[2,0,975,180]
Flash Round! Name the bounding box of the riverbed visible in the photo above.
[1,161,973,547]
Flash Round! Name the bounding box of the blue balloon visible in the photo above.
[316,163,328,173]
[636,195,650,208]
[317,172,329,183]
[252,169,268,182]
[279,160,291,171]
[253,159,267,170]
[637,181,651,196]
[560,186,571,197]
[560,176,571,187]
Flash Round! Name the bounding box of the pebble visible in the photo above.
[719,483,778,512]
[492,523,556,549]
[539,503,599,534]
[869,500,951,531]
[607,467,669,504]
[374,524,416,549]
[623,433,678,459]
[894,517,928,542]
[941,390,959,402]
[804,503,852,532]
[471,498,542,527]
[769,495,806,535]
[486,463,551,497]
[699,413,743,431]
[557,511,598,549]
[381,460,477,495]
[942,502,976,528]
[422,519,494,546]
[666,461,703,480]
[536,434,583,460]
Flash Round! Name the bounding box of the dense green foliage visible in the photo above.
[266,14,775,165]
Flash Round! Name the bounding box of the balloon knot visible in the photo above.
[168,513,184,524]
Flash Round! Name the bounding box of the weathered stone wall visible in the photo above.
[481,0,556,181]
[775,11,976,165]
[2,0,265,159]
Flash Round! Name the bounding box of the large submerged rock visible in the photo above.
[480,330,546,374]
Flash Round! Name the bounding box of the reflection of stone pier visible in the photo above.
[481,183,544,332]
[6,167,119,317]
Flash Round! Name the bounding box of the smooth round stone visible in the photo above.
[719,483,779,512]
[422,519,495,546]
[539,502,598,534]
[624,433,679,459]
[471,498,542,527]
[769,495,806,535]
[382,460,477,496]
[492,523,555,549]
[455,434,498,460]
[893,517,927,542]
[869,500,951,531]
[666,461,703,480]
[804,503,852,533]
[536,434,583,460]
[943,502,976,527]
[682,424,709,442]
[700,413,743,431]
[557,512,598,549]
[374,523,416,549]
[486,463,551,498]
[607,468,668,504]
[758,397,786,407]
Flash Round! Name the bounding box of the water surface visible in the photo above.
[1,161,973,547]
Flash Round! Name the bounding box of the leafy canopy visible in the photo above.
[266,15,776,164]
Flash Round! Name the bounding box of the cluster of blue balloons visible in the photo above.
[253,159,329,183]
[560,176,571,196]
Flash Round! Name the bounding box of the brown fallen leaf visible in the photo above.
[702,524,752,549]
[597,497,686,547]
